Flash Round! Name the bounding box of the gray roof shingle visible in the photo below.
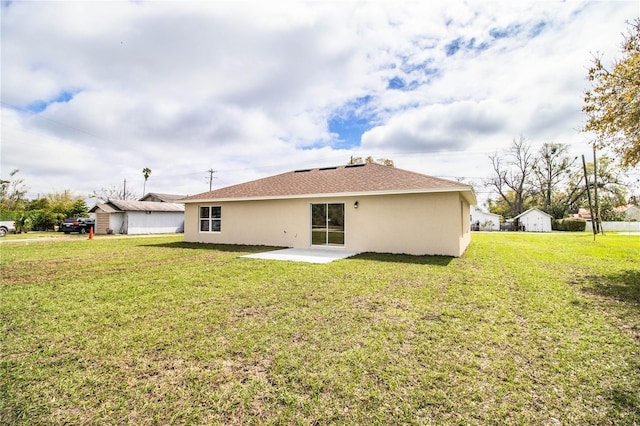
[183,163,476,204]
[92,200,184,212]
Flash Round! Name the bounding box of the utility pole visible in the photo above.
[207,169,217,192]
[582,155,597,240]
[592,144,601,235]
[123,178,127,199]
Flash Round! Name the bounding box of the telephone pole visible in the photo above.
[582,155,597,239]
[207,169,217,191]
[592,144,601,235]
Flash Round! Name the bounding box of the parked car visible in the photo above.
[60,217,95,234]
[0,220,16,237]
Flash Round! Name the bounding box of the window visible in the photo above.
[311,203,344,246]
[200,206,221,232]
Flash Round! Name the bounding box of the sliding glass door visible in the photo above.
[311,203,344,246]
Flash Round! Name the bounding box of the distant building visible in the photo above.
[89,199,184,235]
[616,205,640,221]
[139,193,186,203]
[513,208,553,232]
[470,206,501,231]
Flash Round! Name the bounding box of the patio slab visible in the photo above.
[241,248,360,264]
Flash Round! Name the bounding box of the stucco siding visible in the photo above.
[185,192,471,256]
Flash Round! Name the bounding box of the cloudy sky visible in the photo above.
[2,1,638,204]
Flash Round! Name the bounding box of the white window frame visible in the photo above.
[199,205,221,233]
[310,202,345,247]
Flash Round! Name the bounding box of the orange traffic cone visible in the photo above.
[88,227,94,240]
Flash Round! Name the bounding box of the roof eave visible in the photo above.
[183,186,477,204]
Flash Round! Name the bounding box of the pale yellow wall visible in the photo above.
[184,192,473,256]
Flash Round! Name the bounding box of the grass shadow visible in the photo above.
[139,241,283,254]
[581,270,640,306]
[578,269,640,344]
[349,252,454,266]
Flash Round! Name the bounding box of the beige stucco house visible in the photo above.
[181,163,477,257]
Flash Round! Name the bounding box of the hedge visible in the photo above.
[553,218,587,232]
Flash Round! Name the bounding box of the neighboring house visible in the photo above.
[139,193,186,203]
[574,208,592,221]
[470,207,501,231]
[617,205,640,221]
[181,163,477,257]
[513,208,553,232]
[89,199,185,235]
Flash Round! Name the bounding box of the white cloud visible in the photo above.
[1,0,638,203]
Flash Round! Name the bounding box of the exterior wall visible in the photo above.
[109,213,126,234]
[518,211,552,232]
[125,211,184,234]
[184,192,472,257]
[95,212,110,234]
[459,195,472,254]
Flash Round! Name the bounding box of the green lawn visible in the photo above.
[1,233,638,425]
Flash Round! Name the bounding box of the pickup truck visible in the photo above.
[0,220,16,237]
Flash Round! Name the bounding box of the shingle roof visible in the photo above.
[183,163,476,204]
[91,200,184,212]
[513,208,553,220]
[139,193,186,203]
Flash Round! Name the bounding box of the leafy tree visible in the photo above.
[25,210,58,231]
[599,197,628,221]
[583,19,640,168]
[487,136,536,218]
[69,199,89,217]
[46,190,78,215]
[26,198,50,211]
[564,155,627,217]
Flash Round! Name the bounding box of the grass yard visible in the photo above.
[1,233,639,425]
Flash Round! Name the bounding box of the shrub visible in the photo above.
[553,218,587,232]
[0,209,16,221]
[26,209,62,231]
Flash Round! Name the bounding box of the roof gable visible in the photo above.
[183,163,476,204]
[513,208,553,220]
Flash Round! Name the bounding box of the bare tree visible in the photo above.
[90,184,137,202]
[487,136,535,217]
[348,156,394,167]
[0,169,29,211]
[532,143,576,214]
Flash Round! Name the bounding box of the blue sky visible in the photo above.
[24,90,78,114]
[1,1,638,202]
